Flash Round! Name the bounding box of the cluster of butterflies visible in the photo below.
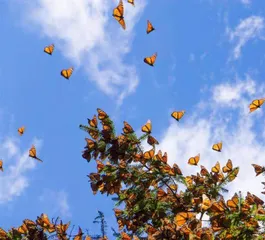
[0,213,92,240]
[43,44,74,80]
[112,0,157,67]
[0,127,42,173]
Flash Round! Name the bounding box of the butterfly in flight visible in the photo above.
[29,145,43,162]
[44,44,54,55]
[146,20,155,34]
[61,67,74,80]
[144,53,157,66]
[113,0,126,30]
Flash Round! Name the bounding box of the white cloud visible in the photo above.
[39,189,71,218]
[241,0,251,5]
[144,75,265,200]
[227,16,264,60]
[0,138,43,203]
[18,0,147,105]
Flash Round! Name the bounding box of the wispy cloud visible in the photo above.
[227,16,264,60]
[143,75,265,200]
[0,138,43,204]
[241,0,251,5]
[39,189,71,218]
[18,0,147,105]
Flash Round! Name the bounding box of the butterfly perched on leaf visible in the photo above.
[249,98,265,113]
[29,145,43,162]
[171,110,185,121]
[44,44,54,55]
[147,135,159,146]
[61,67,74,80]
[212,142,222,152]
[73,227,83,240]
[141,119,152,134]
[0,160,3,172]
[222,159,233,173]
[227,193,239,211]
[127,0,134,6]
[211,161,220,173]
[188,153,200,166]
[18,126,25,136]
[144,53,157,66]
[123,121,134,134]
[252,164,265,176]
[175,212,195,226]
[87,115,98,128]
[113,0,126,30]
[143,149,154,160]
[146,20,155,34]
[97,108,108,120]
[0,228,8,239]
[201,194,211,211]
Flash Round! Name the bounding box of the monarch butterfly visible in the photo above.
[252,164,265,176]
[173,163,182,175]
[162,152,167,163]
[73,227,83,240]
[246,192,264,205]
[143,149,154,160]
[37,214,55,233]
[171,110,185,121]
[127,0,134,6]
[61,67,74,79]
[146,20,155,34]
[123,121,134,134]
[185,176,193,186]
[211,161,220,173]
[222,159,233,173]
[227,193,239,210]
[175,212,195,226]
[17,223,28,234]
[0,160,3,172]
[212,142,222,152]
[249,98,265,113]
[147,135,159,146]
[85,138,96,150]
[23,219,36,229]
[141,119,152,134]
[44,44,54,55]
[210,200,226,213]
[201,194,211,211]
[0,228,8,238]
[113,0,126,30]
[120,232,131,240]
[188,153,200,166]
[97,108,108,120]
[29,145,43,162]
[18,126,25,136]
[87,115,98,128]
[228,167,239,182]
[56,220,70,235]
[200,165,209,176]
[144,53,157,66]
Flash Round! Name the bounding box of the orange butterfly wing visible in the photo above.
[144,53,157,66]
[61,67,74,79]
[212,142,222,152]
[146,20,155,34]
[113,0,126,30]
[44,44,54,55]
[18,126,25,136]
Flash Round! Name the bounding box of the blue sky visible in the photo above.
[1,0,265,238]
